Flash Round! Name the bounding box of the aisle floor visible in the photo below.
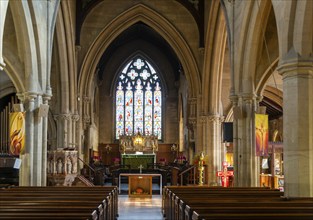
[117,195,163,220]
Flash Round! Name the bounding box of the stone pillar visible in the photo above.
[16,93,31,186]
[79,96,91,163]
[187,97,198,152]
[41,95,51,186]
[243,95,259,187]
[18,92,46,186]
[232,94,259,187]
[277,59,313,197]
[54,114,71,149]
[71,114,79,148]
[201,114,224,185]
[0,0,9,70]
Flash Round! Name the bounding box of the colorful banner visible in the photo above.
[9,112,25,156]
[255,114,269,156]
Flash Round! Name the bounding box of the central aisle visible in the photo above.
[118,195,163,220]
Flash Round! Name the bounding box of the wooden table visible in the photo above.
[118,173,162,196]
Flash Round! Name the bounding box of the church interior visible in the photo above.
[0,0,312,219]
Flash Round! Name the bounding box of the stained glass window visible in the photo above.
[115,57,162,139]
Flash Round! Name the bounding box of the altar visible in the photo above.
[119,132,158,169]
[121,154,155,169]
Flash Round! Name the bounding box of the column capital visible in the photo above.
[277,56,313,80]
[72,114,80,122]
[54,114,71,121]
[188,117,197,126]
[83,115,91,127]
[229,95,238,106]
[44,86,53,99]
[241,93,256,102]
[255,95,263,103]
[19,92,38,102]
[83,96,90,103]
[208,114,224,123]
[200,116,208,124]
[188,97,197,105]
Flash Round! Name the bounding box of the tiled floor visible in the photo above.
[118,195,163,220]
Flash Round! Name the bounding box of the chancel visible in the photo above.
[0,0,312,219]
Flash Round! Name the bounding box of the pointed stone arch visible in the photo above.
[54,0,76,112]
[9,0,39,93]
[202,0,227,114]
[272,0,313,61]
[79,3,200,101]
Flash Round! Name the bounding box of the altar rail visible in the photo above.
[163,186,313,220]
[0,186,118,220]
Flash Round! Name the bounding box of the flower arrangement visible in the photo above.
[159,158,166,165]
[113,157,120,165]
[113,157,120,162]
[176,155,187,164]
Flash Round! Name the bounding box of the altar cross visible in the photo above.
[138,164,143,174]
[216,161,234,187]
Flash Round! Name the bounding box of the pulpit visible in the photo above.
[47,150,78,186]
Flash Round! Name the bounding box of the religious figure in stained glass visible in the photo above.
[115,56,162,139]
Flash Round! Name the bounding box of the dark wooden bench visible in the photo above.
[3,185,118,215]
[191,212,313,220]
[0,192,115,219]
[0,186,118,220]
[186,199,313,220]
[162,186,313,220]
[162,185,275,215]
[163,186,283,220]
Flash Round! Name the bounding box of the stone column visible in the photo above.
[54,114,71,149]
[232,94,259,187]
[187,97,198,152]
[71,113,80,148]
[17,92,37,186]
[277,59,313,197]
[41,95,51,186]
[201,114,224,185]
[243,95,259,187]
[0,0,9,70]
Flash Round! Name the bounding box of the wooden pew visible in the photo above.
[162,186,313,220]
[192,210,313,220]
[3,185,118,218]
[163,186,282,220]
[0,211,98,220]
[0,193,113,219]
[0,186,117,220]
[162,185,275,216]
[186,199,313,220]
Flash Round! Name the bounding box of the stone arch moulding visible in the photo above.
[78,3,201,102]
[202,0,227,114]
[9,0,40,94]
[255,57,279,96]
[1,58,25,94]
[109,51,169,97]
[272,0,312,61]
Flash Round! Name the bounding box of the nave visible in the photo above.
[118,195,163,220]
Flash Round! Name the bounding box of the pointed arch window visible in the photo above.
[115,56,162,139]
